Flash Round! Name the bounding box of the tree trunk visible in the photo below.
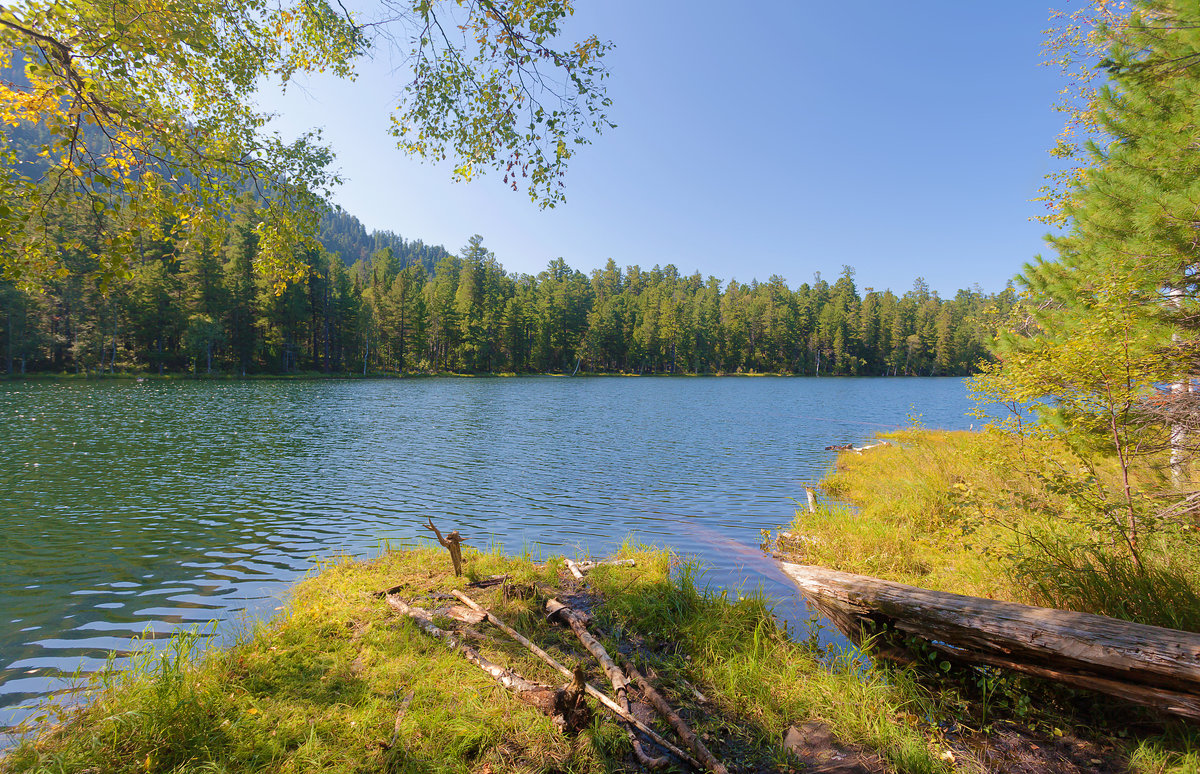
[780,562,1200,721]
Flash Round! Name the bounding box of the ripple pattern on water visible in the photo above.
[0,376,974,725]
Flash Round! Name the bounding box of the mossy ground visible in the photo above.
[777,429,1200,773]
[2,544,949,774]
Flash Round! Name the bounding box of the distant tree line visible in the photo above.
[0,200,1014,376]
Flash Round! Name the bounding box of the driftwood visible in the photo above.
[449,590,701,768]
[546,597,670,768]
[385,594,589,730]
[576,559,637,571]
[565,558,585,580]
[565,558,637,580]
[624,661,729,774]
[780,562,1200,722]
[823,441,889,454]
[423,518,465,576]
[804,486,817,514]
[468,574,509,588]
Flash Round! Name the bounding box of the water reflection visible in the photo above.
[0,377,974,726]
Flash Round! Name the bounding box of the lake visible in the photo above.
[0,376,976,727]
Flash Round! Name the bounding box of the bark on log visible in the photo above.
[625,661,729,774]
[449,590,700,768]
[779,562,1200,722]
[546,598,628,695]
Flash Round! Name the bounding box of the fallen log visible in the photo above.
[779,562,1200,722]
[449,590,700,769]
[384,594,589,730]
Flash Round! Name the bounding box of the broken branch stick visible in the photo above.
[565,558,585,580]
[625,661,729,774]
[449,590,700,769]
[423,518,464,576]
[547,597,670,768]
[467,574,508,588]
[389,690,414,749]
[385,595,562,719]
[575,559,637,571]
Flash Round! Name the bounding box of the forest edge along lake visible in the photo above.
[0,376,974,728]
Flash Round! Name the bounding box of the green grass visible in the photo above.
[791,428,1200,619]
[775,428,1200,773]
[2,545,952,774]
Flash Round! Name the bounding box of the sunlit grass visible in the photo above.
[3,545,953,774]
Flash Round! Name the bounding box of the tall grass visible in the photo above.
[794,429,1200,632]
[1011,534,1200,632]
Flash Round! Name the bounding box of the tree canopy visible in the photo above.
[0,0,613,291]
[975,0,1200,560]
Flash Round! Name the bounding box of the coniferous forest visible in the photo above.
[0,199,1012,377]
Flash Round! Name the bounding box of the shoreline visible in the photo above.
[2,546,948,773]
[0,371,974,382]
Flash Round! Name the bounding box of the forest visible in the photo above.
[0,200,1012,377]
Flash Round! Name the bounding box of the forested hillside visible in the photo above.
[318,209,451,275]
[0,199,1011,376]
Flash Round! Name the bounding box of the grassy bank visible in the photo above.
[778,428,1200,771]
[3,545,948,774]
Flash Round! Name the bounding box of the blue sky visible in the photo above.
[258,2,1072,296]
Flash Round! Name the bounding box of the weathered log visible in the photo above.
[546,598,628,695]
[625,661,730,774]
[779,562,1200,721]
[449,589,700,768]
[565,558,585,580]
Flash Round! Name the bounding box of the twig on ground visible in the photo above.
[625,660,729,774]
[450,589,699,769]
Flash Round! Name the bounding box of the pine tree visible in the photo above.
[976,0,1200,561]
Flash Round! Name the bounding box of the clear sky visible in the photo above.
[258,2,1071,296]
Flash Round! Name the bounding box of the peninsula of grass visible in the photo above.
[3,545,950,774]
[776,428,1200,772]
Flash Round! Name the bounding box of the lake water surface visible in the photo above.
[0,376,975,727]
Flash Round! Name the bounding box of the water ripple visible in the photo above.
[0,376,973,727]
